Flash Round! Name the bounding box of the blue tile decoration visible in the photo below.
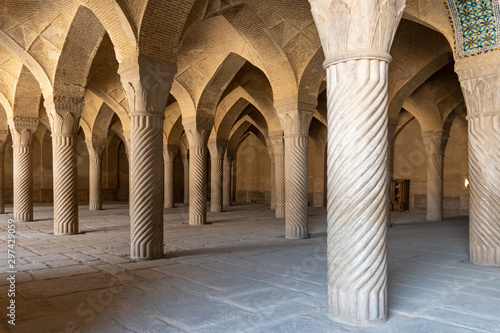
[444,0,500,57]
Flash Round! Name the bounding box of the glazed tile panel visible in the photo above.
[445,0,500,57]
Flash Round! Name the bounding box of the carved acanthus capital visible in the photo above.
[267,146,275,160]
[422,130,449,156]
[8,116,39,146]
[163,145,178,162]
[455,52,500,117]
[208,140,226,160]
[275,100,315,136]
[183,116,215,148]
[225,149,236,161]
[48,111,81,135]
[118,55,177,115]
[85,139,107,159]
[309,0,404,66]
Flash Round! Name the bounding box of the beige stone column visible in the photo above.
[271,135,285,219]
[0,130,8,214]
[119,56,176,260]
[181,154,189,204]
[277,104,314,239]
[164,145,177,208]
[267,146,276,210]
[223,151,233,207]
[184,118,212,225]
[86,139,106,211]
[208,139,226,212]
[422,131,449,222]
[456,53,500,267]
[310,0,404,325]
[9,117,38,222]
[45,96,83,235]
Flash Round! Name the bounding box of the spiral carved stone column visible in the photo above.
[129,113,165,260]
[9,117,39,222]
[181,154,189,205]
[86,139,106,211]
[164,145,177,209]
[267,146,276,210]
[0,131,8,214]
[208,141,226,212]
[223,152,233,207]
[284,135,310,239]
[456,53,500,266]
[184,119,212,225]
[310,0,403,325]
[422,131,448,222]
[271,135,285,218]
[325,56,392,326]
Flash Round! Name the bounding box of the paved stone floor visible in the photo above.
[1,203,499,333]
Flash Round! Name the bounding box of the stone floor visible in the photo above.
[1,203,500,333]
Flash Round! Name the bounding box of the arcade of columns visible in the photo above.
[0,0,498,327]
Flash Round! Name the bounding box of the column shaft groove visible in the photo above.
[189,147,207,224]
[13,146,33,221]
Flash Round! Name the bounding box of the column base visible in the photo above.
[328,313,387,327]
[189,215,207,225]
[164,203,175,209]
[131,254,165,261]
[54,232,80,236]
[470,259,500,268]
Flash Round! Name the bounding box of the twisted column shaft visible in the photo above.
[326,58,390,325]
[272,137,285,218]
[284,136,309,239]
[164,148,177,208]
[86,139,106,211]
[53,134,79,234]
[189,146,207,224]
[89,156,103,210]
[267,147,276,210]
[468,114,500,266]
[422,131,447,222]
[13,146,34,221]
[223,155,232,207]
[129,114,164,260]
[181,155,189,205]
[208,143,225,213]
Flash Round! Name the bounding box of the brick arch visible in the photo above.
[12,66,42,119]
[298,48,326,107]
[163,102,183,146]
[54,6,106,99]
[82,0,138,62]
[0,91,13,120]
[197,52,247,116]
[215,81,282,136]
[0,31,53,97]
[138,0,197,61]
[86,83,130,133]
[91,103,116,140]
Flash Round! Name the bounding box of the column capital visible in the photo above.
[455,52,500,117]
[422,130,449,156]
[208,139,227,160]
[8,116,39,146]
[270,134,285,156]
[266,146,275,160]
[183,116,214,148]
[163,144,178,162]
[43,93,85,134]
[275,99,315,137]
[309,0,405,66]
[118,55,177,115]
[225,149,236,161]
[85,138,107,159]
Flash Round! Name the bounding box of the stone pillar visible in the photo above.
[208,140,227,212]
[119,56,176,260]
[276,104,314,239]
[45,96,83,235]
[387,118,399,227]
[0,130,8,214]
[267,146,276,210]
[271,135,285,218]
[86,139,106,211]
[181,154,189,204]
[184,118,213,225]
[310,0,404,325]
[422,131,449,222]
[456,53,500,267]
[9,117,38,222]
[164,145,177,208]
[223,151,233,207]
